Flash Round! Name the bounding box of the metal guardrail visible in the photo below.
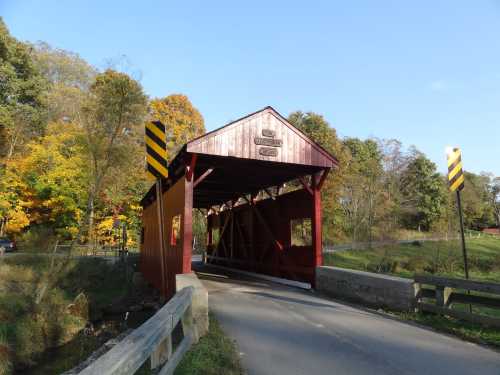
[415,275,500,328]
[76,286,195,375]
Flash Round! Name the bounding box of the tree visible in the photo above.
[32,42,97,123]
[459,172,495,230]
[491,177,500,227]
[149,94,205,160]
[0,18,47,160]
[81,69,147,242]
[15,122,87,236]
[342,138,384,244]
[287,111,349,242]
[400,155,447,231]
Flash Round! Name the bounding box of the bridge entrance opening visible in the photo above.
[140,107,338,300]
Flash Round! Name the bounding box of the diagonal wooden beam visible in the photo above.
[299,176,313,196]
[193,168,214,189]
[317,169,330,191]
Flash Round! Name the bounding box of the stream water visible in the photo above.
[18,309,155,375]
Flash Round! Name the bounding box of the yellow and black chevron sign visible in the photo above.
[447,148,464,192]
[145,120,168,180]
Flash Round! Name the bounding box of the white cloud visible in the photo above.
[430,80,447,92]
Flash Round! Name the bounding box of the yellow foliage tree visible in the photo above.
[148,94,205,160]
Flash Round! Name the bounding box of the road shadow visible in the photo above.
[242,291,338,309]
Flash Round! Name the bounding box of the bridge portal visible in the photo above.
[140,106,338,300]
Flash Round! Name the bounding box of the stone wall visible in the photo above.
[176,272,209,340]
[316,266,419,312]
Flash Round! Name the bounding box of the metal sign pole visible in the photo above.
[456,190,469,280]
[155,178,167,300]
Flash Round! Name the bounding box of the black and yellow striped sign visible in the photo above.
[447,148,464,192]
[145,120,168,180]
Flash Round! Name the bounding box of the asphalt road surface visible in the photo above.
[195,264,500,375]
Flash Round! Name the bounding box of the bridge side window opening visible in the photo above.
[171,214,181,246]
[141,227,145,244]
[290,218,312,246]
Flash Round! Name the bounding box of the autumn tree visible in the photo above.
[149,94,205,160]
[81,69,147,242]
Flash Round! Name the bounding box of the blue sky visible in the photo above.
[2,1,500,175]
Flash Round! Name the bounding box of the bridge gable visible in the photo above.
[186,107,337,168]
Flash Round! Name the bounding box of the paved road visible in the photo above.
[195,265,500,375]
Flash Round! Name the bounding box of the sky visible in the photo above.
[2,1,500,175]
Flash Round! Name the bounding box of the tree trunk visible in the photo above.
[0,217,6,237]
[87,193,95,248]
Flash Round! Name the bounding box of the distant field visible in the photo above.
[324,236,500,282]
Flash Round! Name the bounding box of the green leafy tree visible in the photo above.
[288,111,348,242]
[81,69,148,242]
[0,18,47,160]
[400,155,447,231]
[342,138,384,243]
[32,42,97,123]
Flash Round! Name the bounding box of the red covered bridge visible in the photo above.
[140,106,338,300]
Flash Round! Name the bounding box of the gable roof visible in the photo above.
[184,106,338,168]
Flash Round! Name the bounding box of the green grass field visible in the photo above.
[324,236,500,348]
[324,236,500,282]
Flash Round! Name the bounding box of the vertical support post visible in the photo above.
[230,210,234,259]
[183,174,194,274]
[456,190,469,280]
[456,190,472,312]
[207,213,213,262]
[312,173,323,270]
[150,335,173,370]
[155,179,168,300]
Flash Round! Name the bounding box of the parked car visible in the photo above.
[0,237,16,254]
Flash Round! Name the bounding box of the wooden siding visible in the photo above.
[187,107,336,168]
[140,176,193,299]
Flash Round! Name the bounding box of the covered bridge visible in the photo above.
[140,106,338,299]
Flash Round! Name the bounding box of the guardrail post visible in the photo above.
[435,286,452,308]
[151,334,173,370]
[182,304,198,343]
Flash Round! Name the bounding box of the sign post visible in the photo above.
[145,120,169,299]
[447,147,468,279]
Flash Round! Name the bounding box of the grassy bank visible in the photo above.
[175,313,243,375]
[324,236,500,348]
[136,313,243,375]
[0,254,135,374]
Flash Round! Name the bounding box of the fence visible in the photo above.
[55,243,139,257]
[415,274,500,328]
[76,286,196,375]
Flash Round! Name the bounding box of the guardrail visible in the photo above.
[77,286,196,375]
[415,275,500,328]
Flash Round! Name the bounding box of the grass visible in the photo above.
[136,313,243,375]
[175,313,243,375]
[0,254,134,374]
[324,236,500,348]
[324,236,500,282]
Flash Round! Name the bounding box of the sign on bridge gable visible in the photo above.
[186,107,337,168]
